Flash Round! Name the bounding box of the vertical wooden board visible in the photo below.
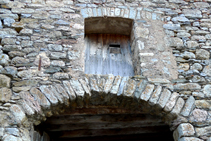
[85,34,134,77]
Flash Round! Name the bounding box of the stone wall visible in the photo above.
[0,0,211,140]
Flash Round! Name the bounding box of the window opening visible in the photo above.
[109,44,121,54]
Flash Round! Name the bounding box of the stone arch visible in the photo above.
[1,1,206,140]
[7,74,188,140]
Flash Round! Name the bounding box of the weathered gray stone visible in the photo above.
[169,37,183,47]
[174,83,201,91]
[117,76,129,96]
[30,87,51,110]
[191,35,206,42]
[163,24,180,30]
[2,135,19,141]
[34,52,50,67]
[19,28,33,35]
[157,88,171,108]
[20,99,35,116]
[195,100,211,110]
[173,123,195,141]
[195,126,211,137]
[39,85,59,106]
[192,63,202,71]
[13,80,37,87]
[3,45,22,52]
[203,84,211,98]
[0,87,12,102]
[79,78,91,96]
[21,40,33,47]
[5,128,19,136]
[55,20,70,26]
[63,81,76,100]
[196,49,210,60]
[11,57,29,65]
[0,54,10,66]
[181,51,196,59]
[172,16,189,23]
[0,21,2,29]
[51,60,65,67]
[0,28,18,39]
[10,104,26,124]
[0,127,4,139]
[171,97,185,116]
[110,76,122,95]
[149,85,162,106]
[164,92,179,112]
[140,84,154,101]
[3,18,15,27]
[1,38,16,45]
[182,9,202,18]
[13,86,31,93]
[70,79,85,98]
[202,60,211,76]
[67,50,80,60]
[48,85,64,104]
[192,109,207,122]
[147,78,170,84]
[194,2,210,8]
[103,74,115,94]
[177,32,191,38]
[180,96,195,117]
[12,8,35,14]
[47,44,63,51]
[135,27,149,39]
[54,84,70,105]
[50,52,67,59]
[0,14,19,20]
[0,74,10,88]
[123,78,136,97]
[53,72,69,80]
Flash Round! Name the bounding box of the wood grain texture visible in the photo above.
[85,34,134,77]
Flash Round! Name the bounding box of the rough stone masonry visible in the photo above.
[1,0,211,140]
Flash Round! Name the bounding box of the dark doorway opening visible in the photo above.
[35,107,174,141]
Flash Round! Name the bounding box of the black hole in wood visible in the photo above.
[109,44,121,54]
[109,44,120,48]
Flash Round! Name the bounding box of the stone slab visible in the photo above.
[123,79,136,97]
[103,74,115,94]
[10,104,26,124]
[140,84,154,101]
[180,96,195,117]
[110,76,122,95]
[39,85,59,106]
[149,85,162,106]
[157,88,172,108]
[30,87,51,110]
[164,92,179,112]
[63,81,76,100]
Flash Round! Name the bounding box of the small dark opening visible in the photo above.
[109,44,121,54]
[109,44,120,48]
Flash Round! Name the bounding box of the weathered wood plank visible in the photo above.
[44,114,163,125]
[85,34,134,77]
[43,121,166,131]
[54,126,171,138]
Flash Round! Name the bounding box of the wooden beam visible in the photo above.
[44,114,163,125]
[42,121,167,131]
[48,126,171,138]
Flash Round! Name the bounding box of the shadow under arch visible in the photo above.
[28,74,180,141]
